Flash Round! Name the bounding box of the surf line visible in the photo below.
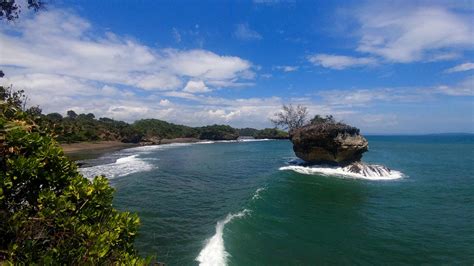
[196,209,250,266]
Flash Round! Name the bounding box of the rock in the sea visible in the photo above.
[290,123,368,165]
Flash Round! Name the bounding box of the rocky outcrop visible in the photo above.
[288,122,399,178]
[290,124,368,165]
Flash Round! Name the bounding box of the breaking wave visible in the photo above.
[79,154,154,179]
[124,142,194,153]
[196,209,250,266]
[197,139,272,145]
[252,187,266,200]
[279,165,404,180]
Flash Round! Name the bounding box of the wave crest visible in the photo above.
[79,154,154,179]
[196,209,250,266]
[279,164,404,180]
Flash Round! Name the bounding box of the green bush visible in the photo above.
[254,128,288,139]
[0,87,146,264]
[198,124,239,140]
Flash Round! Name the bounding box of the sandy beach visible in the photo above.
[61,141,139,161]
[61,138,202,161]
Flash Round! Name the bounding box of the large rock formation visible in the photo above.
[290,123,368,165]
[289,122,398,178]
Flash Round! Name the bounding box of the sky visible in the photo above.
[0,0,473,134]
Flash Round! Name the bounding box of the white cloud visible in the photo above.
[355,6,474,62]
[183,80,211,93]
[445,62,474,73]
[164,49,252,80]
[134,72,183,90]
[308,54,376,70]
[0,10,255,93]
[234,23,262,40]
[159,99,171,106]
[319,77,474,107]
[274,65,299,72]
[435,76,473,96]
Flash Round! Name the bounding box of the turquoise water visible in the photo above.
[80,136,474,265]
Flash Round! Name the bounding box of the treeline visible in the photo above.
[31,109,288,143]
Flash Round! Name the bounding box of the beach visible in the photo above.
[61,138,202,161]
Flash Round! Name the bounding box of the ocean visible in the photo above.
[79,135,474,265]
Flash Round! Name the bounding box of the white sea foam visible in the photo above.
[197,139,272,144]
[196,209,250,266]
[252,187,266,200]
[197,141,216,144]
[79,154,154,179]
[279,165,404,180]
[79,139,274,179]
[124,142,193,153]
[239,138,271,142]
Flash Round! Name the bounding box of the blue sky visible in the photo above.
[0,0,473,133]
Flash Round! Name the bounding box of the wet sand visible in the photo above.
[61,138,201,161]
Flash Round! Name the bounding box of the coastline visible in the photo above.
[61,141,139,161]
[62,137,280,162]
[61,138,202,161]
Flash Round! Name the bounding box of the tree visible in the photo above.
[46,112,62,121]
[310,115,335,125]
[66,110,77,119]
[0,0,43,21]
[271,104,308,131]
[26,105,42,117]
[0,88,147,263]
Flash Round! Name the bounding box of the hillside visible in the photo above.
[34,110,288,143]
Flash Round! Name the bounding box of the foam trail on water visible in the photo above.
[252,187,266,200]
[80,154,154,179]
[196,209,250,266]
[197,139,272,144]
[124,142,193,153]
[279,165,404,180]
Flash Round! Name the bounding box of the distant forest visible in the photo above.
[21,99,288,143]
[33,110,288,143]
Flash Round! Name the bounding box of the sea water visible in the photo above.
[79,135,474,265]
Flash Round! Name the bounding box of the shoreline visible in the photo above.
[62,137,282,162]
[61,141,139,161]
[61,138,203,161]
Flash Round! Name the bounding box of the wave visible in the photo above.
[196,209,250,266]
[124,142,194,153]
[197,139,272,145]
[79,154,154,179]
[279,165,404,180]
[252,187,266,200]
[238,138,271,142]
[79,139,274,180]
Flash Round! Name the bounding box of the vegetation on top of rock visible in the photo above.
[0,85,147,264]
[271,104,308,131]
[271,104,359,136]
[308,115,360,136]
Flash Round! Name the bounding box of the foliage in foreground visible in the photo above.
[0,87,146,264]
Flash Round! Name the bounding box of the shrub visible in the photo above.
[0,87,146,264]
